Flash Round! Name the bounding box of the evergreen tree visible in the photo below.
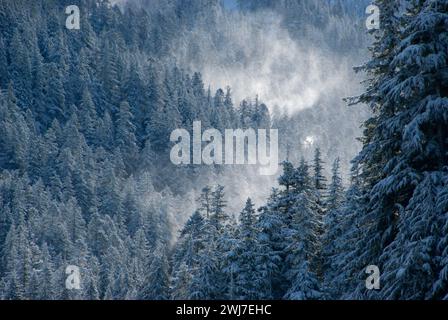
[116,101,138,171]
[140,245,170,300]
[189,232,220,300]
[283,162,322,299]
[326,158,344,211]
[210,185,228,231]
[375,0,448,300]
[234,199,260,299]
[313,148,327,194]
[0,37,9,88]
[78,88,98,144]
[197,186,212,218]
[254,197,283,299]
[339,0,404,298]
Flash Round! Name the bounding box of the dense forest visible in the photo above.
[0,0,447,300]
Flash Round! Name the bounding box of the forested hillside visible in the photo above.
[0,0,271,299]
[0,0,447,300]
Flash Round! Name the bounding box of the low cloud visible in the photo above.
[172,9,361,115]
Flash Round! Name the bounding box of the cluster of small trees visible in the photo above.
[169,150,345,300]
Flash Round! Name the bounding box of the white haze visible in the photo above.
[165,6,369,225]
[115,2,369,231]
[171,9,363,115]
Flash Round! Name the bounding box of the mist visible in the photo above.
[171,8,365,116]
[115,0,370,225]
